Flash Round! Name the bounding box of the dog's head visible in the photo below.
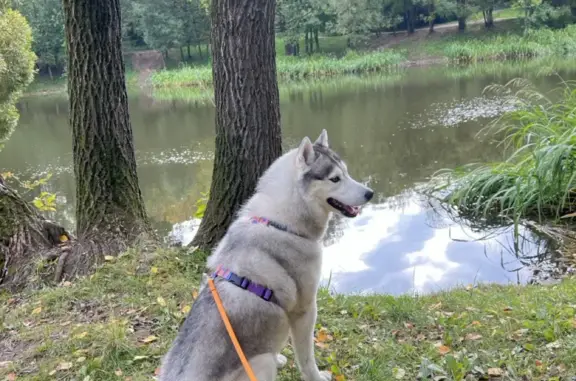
[295,129,374,218]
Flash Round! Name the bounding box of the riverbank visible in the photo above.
[148,23,576,90]
[1,247,575,380]
[24,20,576,99]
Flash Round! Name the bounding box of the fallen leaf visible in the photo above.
[436,344,451,355]
[335,375,346,381]
[470,321,481,326]
[430,302,443,310]
[59,235,69,242]
[104,255,115,261]
[154,367,161,376]
[465,333,483,341]
[181,305,191,314]
[49,370,57,376]
[404,322,414,329]
[393,367,406,379]
[157,296,166,306]
[57,362,73,370]
[465,284,473,290]
[0,361,13,369]
[115,369,123,376]
[315,342,329,349]
[142,335,158,344]
[74,331,88,339]
[316,328,332,343]
[535,360,543,366]
[503,306,513,312]
[7,372,17,381]
[31,307,42,315]
[76,357,86,363]
[133,355,149,361]
[62,281,72,287]
[150,267,158,274]
[487,368,503,377]
[192,290,199,299]
[340,310,348,315]
[546,341,561,349]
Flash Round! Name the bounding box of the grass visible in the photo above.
[2,246,576,380]
[469,7,524,22]
[427,78,576,225]
[438,24,576,63]
[148,50,408,90]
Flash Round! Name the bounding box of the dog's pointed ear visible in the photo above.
[314,129,329,148]
[296,137,315,169]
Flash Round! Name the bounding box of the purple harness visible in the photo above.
[211,216,302,306]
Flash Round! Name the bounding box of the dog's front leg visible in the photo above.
[289,304,331,381]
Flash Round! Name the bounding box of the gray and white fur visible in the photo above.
[159,130,374,381]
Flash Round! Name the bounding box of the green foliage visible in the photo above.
[32,191,57,212]
[2,172,58,213]
[0,4,36,146]
[194,191,209,219]
[16,0,64,69]
[427,78,576,224]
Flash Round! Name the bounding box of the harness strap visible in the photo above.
[208,277,259,381]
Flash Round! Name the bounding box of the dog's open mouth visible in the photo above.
[327,198,360,218]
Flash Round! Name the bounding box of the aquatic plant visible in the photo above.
[428,77,576,224]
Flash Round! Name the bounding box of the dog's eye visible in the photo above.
[329,176,340,183]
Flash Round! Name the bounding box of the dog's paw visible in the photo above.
[275,354,288,369]
[317,371,332,381]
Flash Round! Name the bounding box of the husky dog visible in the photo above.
[159,130,374,381]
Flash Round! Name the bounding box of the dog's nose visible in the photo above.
[364,190,374,201]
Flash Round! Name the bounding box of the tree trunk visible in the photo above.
[190,0,282,251]
[428,0,435,33]
[187,44,192,59]
[458,0,467,31]
[406,4,416,34]
[180,46,185,61]
[197,44,202,59]
[0,175,72,290]
[63,0,151,243]
[314,28,319,52]
[484,7,494,27]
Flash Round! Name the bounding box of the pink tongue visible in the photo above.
[345,205,359,215]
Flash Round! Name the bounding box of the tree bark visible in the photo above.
[0,175,72,290]
[190,0,282,251]
[458,0,467,31]
[63,0,151,243]
[484,7,494,27]
[428,0,436,33]
[314,28,319,52]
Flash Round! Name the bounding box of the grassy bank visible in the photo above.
[149,50,407,89]
[1,247,576,380]
[434,24,576,62]
[149,24,576,90]
[427,79,576,225]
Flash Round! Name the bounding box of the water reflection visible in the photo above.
[2,60,576,295]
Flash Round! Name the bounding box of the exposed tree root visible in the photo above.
[0,175,154,291]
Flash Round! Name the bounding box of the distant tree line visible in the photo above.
[13,0,576,76]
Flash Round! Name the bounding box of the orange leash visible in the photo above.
[208,277,258,381]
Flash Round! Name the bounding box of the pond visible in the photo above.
[2,59,575,296]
